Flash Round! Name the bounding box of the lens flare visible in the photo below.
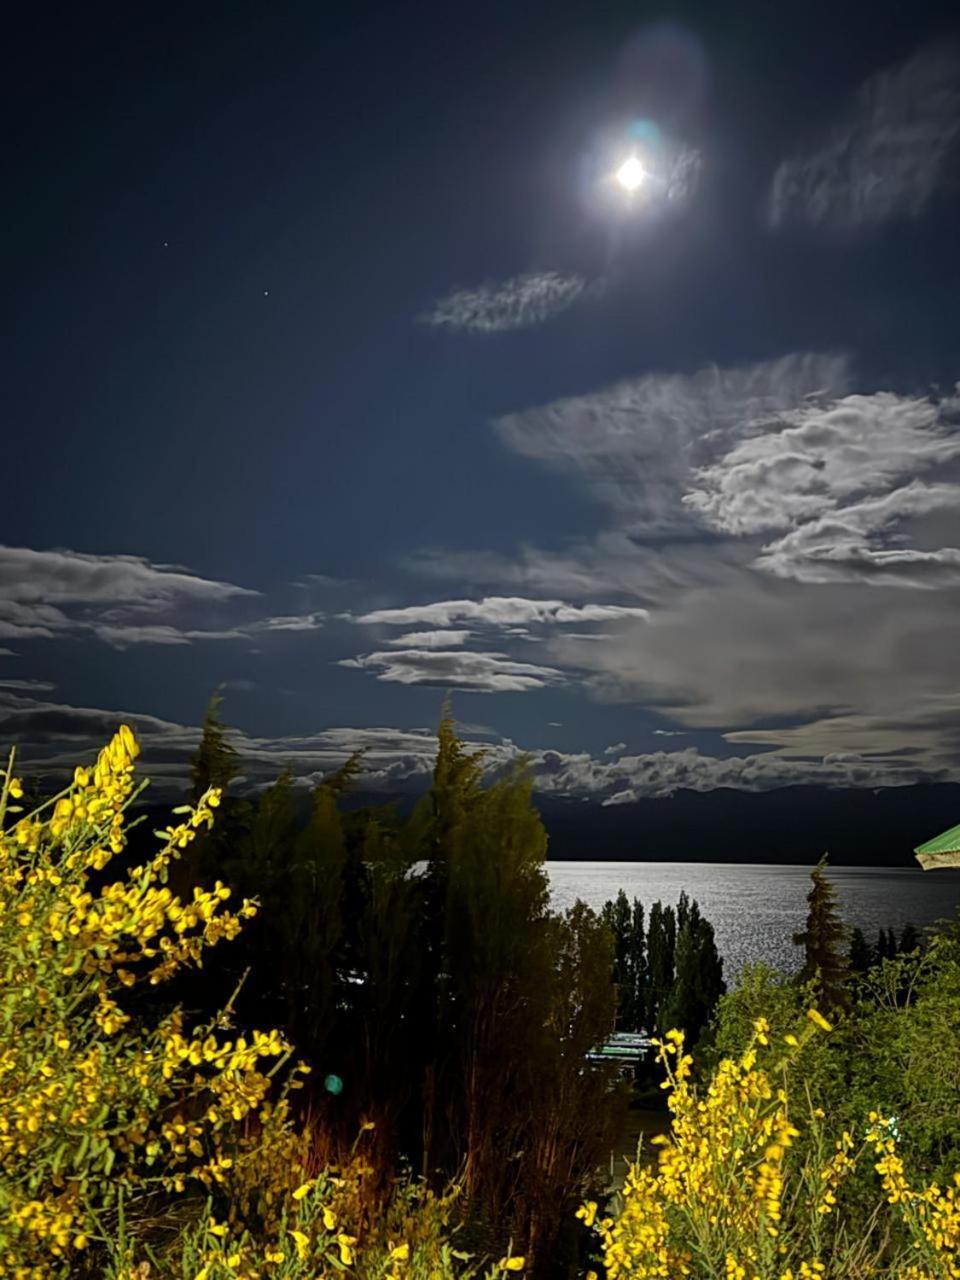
[615,155,647,191]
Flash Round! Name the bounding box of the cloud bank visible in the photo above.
[0,685,940,804]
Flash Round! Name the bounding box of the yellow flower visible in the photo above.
[208,1218,228,1237]
[576,1200,598,1227]
[289,1229,310,1261]
[806,1008,833,1033]
[783,1034,799,1048]
[322,1205,337,1231]
[498,1257,526,1271]
[292,1179,315,1201]
[337,1233,357,1265]
[7,776,23,798]
[391,1242,410,1261]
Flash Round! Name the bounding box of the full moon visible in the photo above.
[615,155,646,191]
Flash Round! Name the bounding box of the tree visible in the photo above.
[628,897,647,1031]
[793,854,849,1010]
[646,901,677,1032]
[190,690,241,801]
[601,893,649,1031]
[661,899,725,1047]
[899,922,921,955]
[849,926,873,975]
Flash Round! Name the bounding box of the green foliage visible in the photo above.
[712,934,960,1189]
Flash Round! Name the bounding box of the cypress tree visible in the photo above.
[646,901,676,1032]
[628,897,647,1031]
[899,922,921,955]
[849,926,873,974]
[190,690,241,801]
[793,854,849,1009]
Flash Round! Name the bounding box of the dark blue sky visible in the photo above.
[4,0,960,803]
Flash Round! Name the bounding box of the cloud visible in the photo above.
[525,743,936,804]
[339,648,565,693]
[0,545,257,644]
[421,271,596,333]
[546,570,960,775]
[604,742,626,755]
[0,544,338,649]
[387,629,472,648]
[768,43,960,231]
[355,596,649,627]
[494,353,850,531]
[251,613,325,633]
[395,353,960,780]
[685,387,960,586]
[0,545,253,608]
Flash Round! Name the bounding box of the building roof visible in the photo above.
[915,821,960,869]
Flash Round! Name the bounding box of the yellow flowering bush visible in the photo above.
[584,1012,960,1280]
[0,730,507,1280]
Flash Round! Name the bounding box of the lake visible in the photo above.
[547,862,960,981]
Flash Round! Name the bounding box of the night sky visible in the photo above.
[5,0,960,821]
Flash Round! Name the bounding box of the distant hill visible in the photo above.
[536,783,960,866]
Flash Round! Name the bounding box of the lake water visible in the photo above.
[547,862,960,982]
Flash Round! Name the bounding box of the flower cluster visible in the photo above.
[867,1116,960,1278]
[584,1009,960,1280]
[0,729,293,1274]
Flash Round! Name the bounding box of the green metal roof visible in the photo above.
[915,821,960,869]
[915,822,960,856]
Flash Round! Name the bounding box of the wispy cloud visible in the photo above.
[768,43,960,231]
[421,271,597,334]
[0,543,332,649]
[494,353,850,532]
[0,545,256,644]
[339,648,565,693]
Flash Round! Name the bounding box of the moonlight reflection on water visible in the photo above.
[547,863,960,981]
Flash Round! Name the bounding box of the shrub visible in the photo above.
[583,1012,960,1279]
[0,730,509,1279]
